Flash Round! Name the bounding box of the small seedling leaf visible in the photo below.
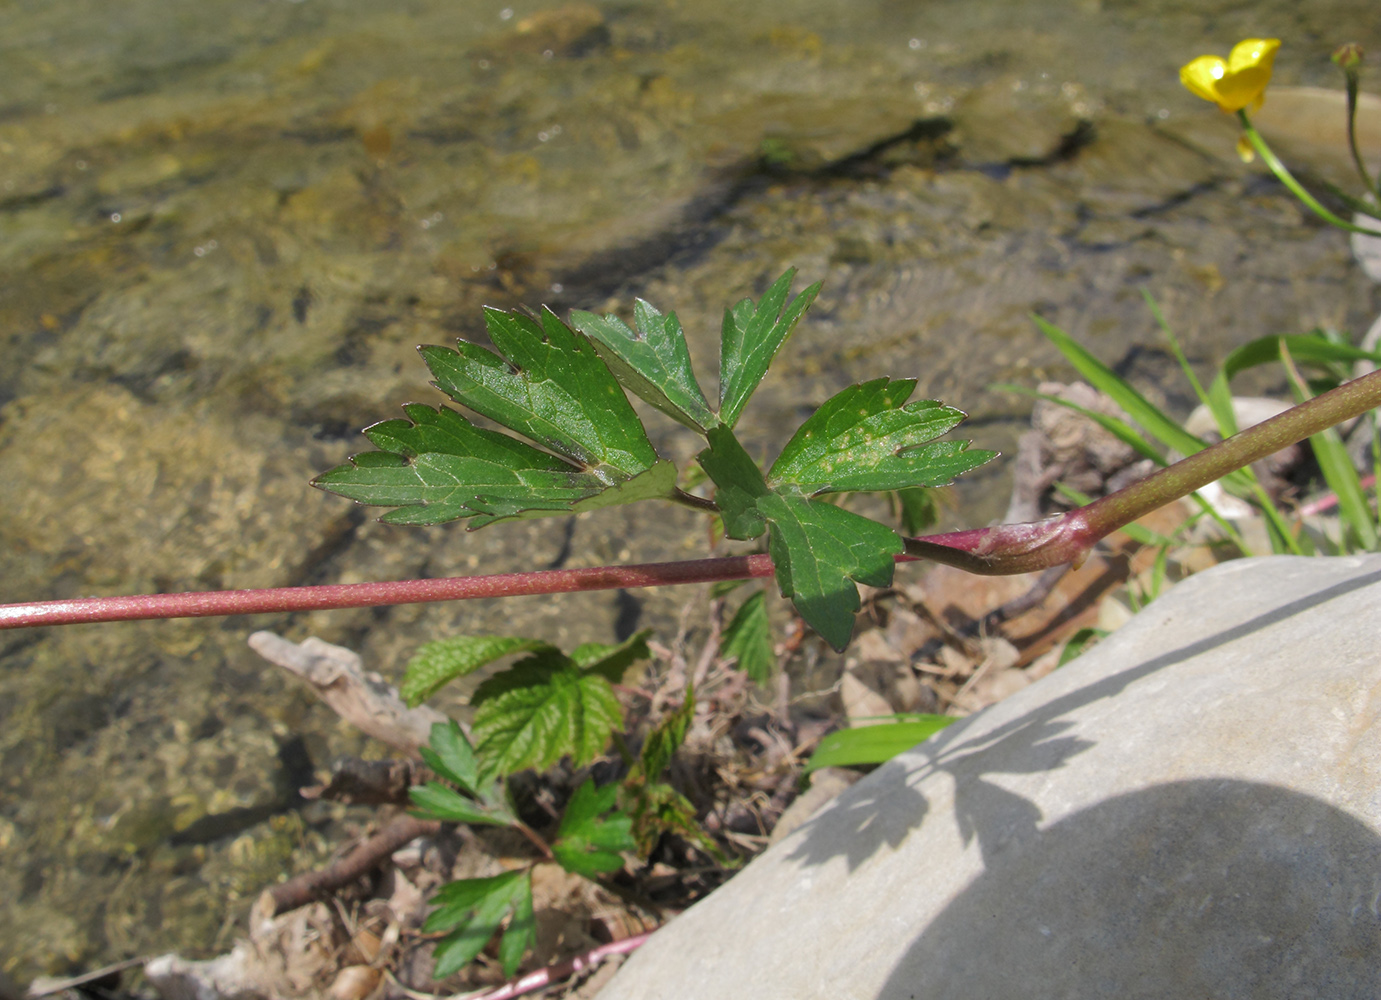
[402,635,553,706]
[419,720,482,792]
[426,871,531,979]
[471,650,624,775]
[570,629,654,683]
[638,683,695,780]
[769,378,994,493]
[409,781,511,827]
[720,590,774,683]
[571,301,716,432]
[719,269,821,428]
[552,778,636,877]
[498,877,536,977]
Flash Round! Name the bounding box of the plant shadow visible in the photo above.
[785,565,1381,876]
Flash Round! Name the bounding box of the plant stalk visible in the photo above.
[907,366,1381,573]
[6,369,1381,631]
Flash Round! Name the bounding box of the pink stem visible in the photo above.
[469,932,652,1000]
[0,555,776,630]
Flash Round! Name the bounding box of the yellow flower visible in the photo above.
[1180,38,1281,113]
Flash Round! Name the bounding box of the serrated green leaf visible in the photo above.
[719,269,822,428]
[720,590,774,683]
[567,460,678,516]
[570,629,653,682]
[697,425,769,539]
[769,378,995,493]
[420,720,482,792]
[313,404,624,528]
[403,636,553,707]
[409,782,511,826]
[471,651,624,775]
[639,683,694,779]
[422,307,658,478]
[571,301,716,432]
[759,494,902,652]
[426,871,530,979]
[804,715,958,772]
[552,778,636,877]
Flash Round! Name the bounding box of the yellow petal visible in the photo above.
[1180,55,1227,105]
[1236,135,1256,163]
[1227,38,1280,74]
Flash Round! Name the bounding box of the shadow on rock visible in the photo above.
[786,567,1381,873]
[877,779,1381,1000]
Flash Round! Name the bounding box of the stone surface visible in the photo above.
[598,555,1381,999]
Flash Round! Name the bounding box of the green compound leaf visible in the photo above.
[720,590,774,683]
[552,778,636,877]
[719,269,822,428]
[571,300,717,433]
[769,378,996,493]
[402,635,553,707]
[425,306,658,477]
[759,494,903,652]
[425,870,533,979]
[470,649,624,776]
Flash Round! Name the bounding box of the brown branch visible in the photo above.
[265,814,440,917]
[248,632,447,756]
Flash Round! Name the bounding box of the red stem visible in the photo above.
[0,555,776,629]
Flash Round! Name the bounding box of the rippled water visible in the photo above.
[2,0,1378,980]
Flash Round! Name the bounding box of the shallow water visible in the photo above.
[2,0,1379,980]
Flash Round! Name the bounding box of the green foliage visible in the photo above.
[409,721,515,826]
[769,379,984,493]
[618,686,729,862]
[470,647,628,776]
[804,714,959,772]
[719,590,774,683]
[571,299,716,432]
[425,870,535,979]
[893,486,940,536]
[1018,309,1381,557]
[551,778,637,877]
[718,268,821,429]
[317,270,994,651]
[403,636,550,707]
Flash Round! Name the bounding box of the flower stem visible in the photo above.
[1237,110,1381,237]
[907,367,1381,573]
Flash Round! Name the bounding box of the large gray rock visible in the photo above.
[599,555,1381,1000]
